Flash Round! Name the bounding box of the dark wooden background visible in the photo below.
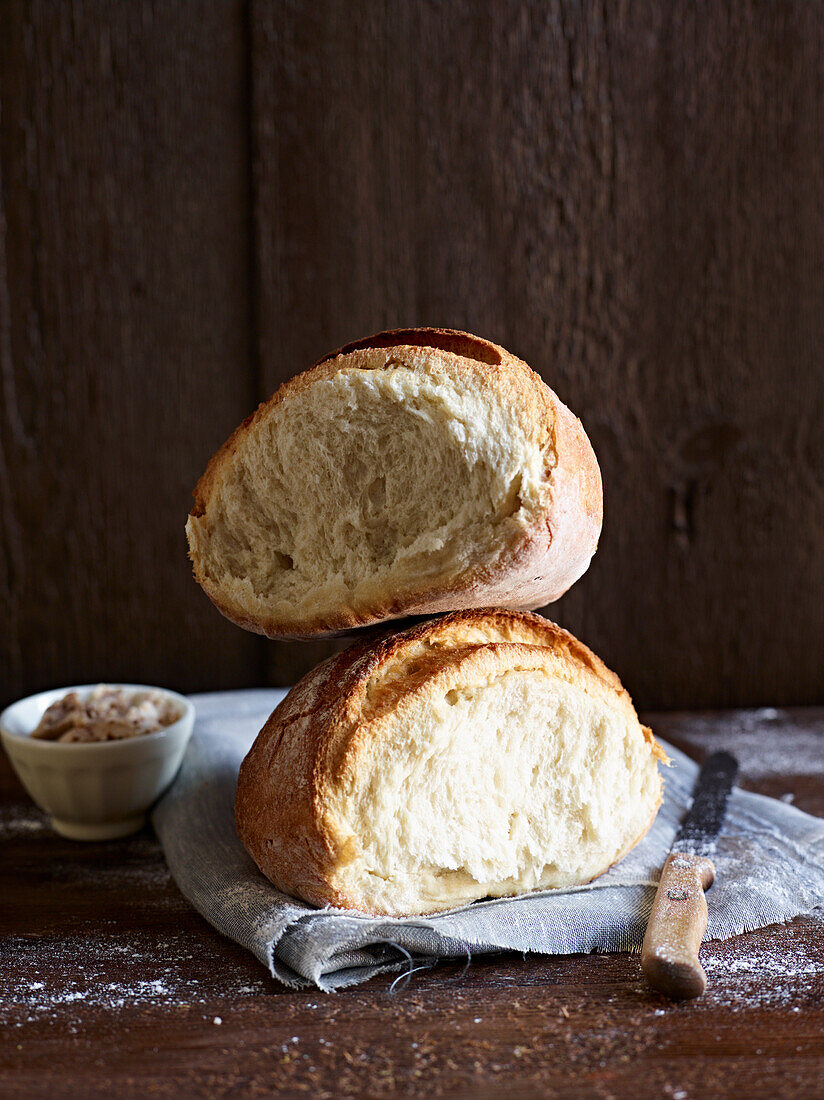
[1,0,822,711]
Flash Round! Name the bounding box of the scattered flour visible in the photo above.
[0,805,49,838]
[0,932,270,1025]
[703,911,824,1010]
[650,708,824,778]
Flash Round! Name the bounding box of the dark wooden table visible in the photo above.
[2,708,822,1099]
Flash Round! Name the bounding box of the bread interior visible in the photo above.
[188,363,549,625]
[332,669,660,914]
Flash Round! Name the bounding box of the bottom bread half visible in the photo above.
[235,610,666,917]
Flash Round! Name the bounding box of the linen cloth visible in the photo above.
[152,690,824,991]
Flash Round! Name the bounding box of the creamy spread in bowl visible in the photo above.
[1,683,195,840]
[31,685,183,743]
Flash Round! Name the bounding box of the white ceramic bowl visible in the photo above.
[0,684,195,840]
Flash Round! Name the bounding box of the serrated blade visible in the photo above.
[674,750,739,858]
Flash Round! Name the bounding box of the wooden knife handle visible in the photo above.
[641,851,716,1000]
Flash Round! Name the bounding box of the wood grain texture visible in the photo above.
[250,0,824,706]
[641,852,715,1000]
[2,1,824,709]
[1,708,822,1098]
[0,0,263,707]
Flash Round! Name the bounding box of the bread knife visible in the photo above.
[641,750,738,1000]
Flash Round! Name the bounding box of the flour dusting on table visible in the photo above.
[0,932,270,1026]
[703,909,824,1010]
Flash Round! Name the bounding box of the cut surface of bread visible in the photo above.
[187,328,602,638]
[235,610,666,917]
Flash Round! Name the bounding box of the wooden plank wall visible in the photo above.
[0,0,262,702]
[2,1,823,710]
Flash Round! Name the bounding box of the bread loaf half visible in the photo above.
[235,609,666,917]
[187,328,602,638]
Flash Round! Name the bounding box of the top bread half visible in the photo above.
[186,328,602,639]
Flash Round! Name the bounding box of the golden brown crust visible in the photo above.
[315,326,507,367]
[235,609,665,916]
[188,328,603,639]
